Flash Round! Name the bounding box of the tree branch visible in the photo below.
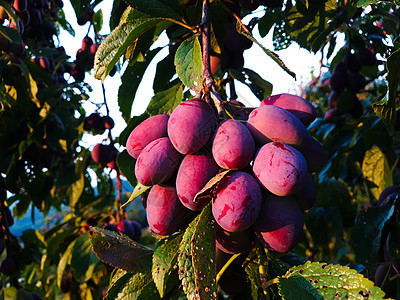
[201,0,224,113]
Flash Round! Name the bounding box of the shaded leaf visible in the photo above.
[350,204,395,266]
[104,269,133,300]
[0,25,22,44]
[373,49,400,135]
[279,261,385,299]
[362,145,393,200]
[174,35,203,90]
[69,0,91,19]
[229,68,272,100]
[152,234,183,297]
[70,232,99,282]
[118,49,161,120]
[124,0,182,20]
[191,203,217,300]
[117,150,137,187]
[147,83,183,116]
[237,23,296,79]
[90,227,153,273]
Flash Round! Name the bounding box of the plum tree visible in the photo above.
[212,171,262,232]
[176,150,220,210]
[126,114,169,159]
[254,193,304,253]
[135,137,182,186]
[212,119,255,170]
[253,142,308,196]
[146,185,188,236]
[167,98,217,154]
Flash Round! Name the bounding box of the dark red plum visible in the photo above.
[260,93,317,126]
[253,142,308,196]
[117,219,136,240]
[216,225,253,254]
[126,114,169,159]
[212,119,255,170]
[212,171,262,232]
[295,173,316,211]
[378,185,400,205]
[176,150,219,211]
[135,137,181,186]
[91,144,115,165]
[246,105,310,149]
[146,185,188,236]
[168,98,217,154]
[300,137,326,173]
[254,193,304,253]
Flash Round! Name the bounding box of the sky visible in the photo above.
[59,1,323,145]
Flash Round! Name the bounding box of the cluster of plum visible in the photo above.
[83,112,115,132]
[126,93,325,254]
[325,47,376,121]
[103,218,142,242]
[375,185,400,297]
[72,36,100,82]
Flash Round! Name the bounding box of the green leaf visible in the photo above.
[191,203,217,300]
[372,49,400,135]
[117,271,161,299]
[177,214,199,300]
[94,14,169,81]
[104,269,133,300]
[229,68,272,100]
[356,0,380,7]
[118,49,161,120]
[278,261,385,299]
[124,0,182,20]
[350,204,395,266]
[237,25,296,79]
[153,51,178,93]
[69,0,91,19]
[0,0,23,37]
[147,83,183,116]
[174,35,203,91]
[93,9,103,33]
[283,1,338,52]
[90,227,153,273]
[0,25,22,44]
[152,234,183,297]
[57,239,76,288]
[116,150,137,187]
[70,232,99,282]
[120,183,151,210]
[362,145,393,200]
[67,174,84,208]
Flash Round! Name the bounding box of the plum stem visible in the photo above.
[201,0,224,113]
[216,253,241,284]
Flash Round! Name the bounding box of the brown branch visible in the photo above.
[201,0,224,113]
